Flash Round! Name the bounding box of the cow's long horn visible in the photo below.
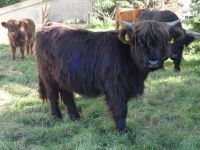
[118,20,133,29]
[166,20,180,27]
[186,30,200,36]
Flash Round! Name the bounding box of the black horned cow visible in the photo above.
[138,10,200,71]
[36,20,182,133]
[1,18,36,60]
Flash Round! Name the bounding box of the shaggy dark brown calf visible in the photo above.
[36,20,183,133]
[1,18,36,60]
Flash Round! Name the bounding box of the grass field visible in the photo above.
[0,44,200,150]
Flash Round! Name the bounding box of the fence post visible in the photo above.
[87,12,91,25]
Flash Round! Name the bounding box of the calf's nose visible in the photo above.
[170,52,178,60]
[147,60,161,69]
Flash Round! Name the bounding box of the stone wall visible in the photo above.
[0,0,92,24]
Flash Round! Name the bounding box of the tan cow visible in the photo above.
[115,8,145,29]
[1,18,35,60]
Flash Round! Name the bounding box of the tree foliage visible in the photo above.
[0,0,24,8]
[90,0,161,20]
[188,0,200,30]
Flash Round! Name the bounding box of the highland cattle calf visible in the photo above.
[36,20,183,133]
[138,10,200,71]
[115,8,145,29]
[1,18,35,60]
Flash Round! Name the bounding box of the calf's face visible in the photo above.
[1,20,20,39]
[119,21,183,71]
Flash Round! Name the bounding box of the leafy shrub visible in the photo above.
[117,1,133,8]
[86,18,115,29]
[186,0,200,31]
[0,0,24,8]
[188,18,200,31]
[184,0,200,53]
[186,40,200,54]
[91,0,115,16]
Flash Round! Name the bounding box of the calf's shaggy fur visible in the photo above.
[1,18,35,60]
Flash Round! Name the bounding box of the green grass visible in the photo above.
[0,44,200,150]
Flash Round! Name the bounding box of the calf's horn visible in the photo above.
[166,19,180,27]
[186,30,200,36]
[118,20,133,29]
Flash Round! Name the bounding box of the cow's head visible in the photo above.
[118,20,184,71]
[169,29,200,61]
[1,19,21,39]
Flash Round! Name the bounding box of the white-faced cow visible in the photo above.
[1,18,35,60]
[36,20,183,133]
[138,10,200,71]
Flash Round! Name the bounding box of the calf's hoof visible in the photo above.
[174,68,180,72]
[51,111,63,119]
[70,115,81,121]
[116,119,128,134]
[117,127,128,134]
[21,57,25,60]
[11,57,16,61]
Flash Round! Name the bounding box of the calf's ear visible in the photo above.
[169,27,184,41]
[1,22,7,28]
[118,29,132,45]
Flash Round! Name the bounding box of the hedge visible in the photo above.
[0,0,24,8]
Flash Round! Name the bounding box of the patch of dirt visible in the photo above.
[0,26,9,44]
[0,90,11,113]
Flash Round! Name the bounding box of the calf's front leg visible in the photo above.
[105,91,128,133]
[26,44,30,55]
[20,45,25,60]
[11,46,16,60]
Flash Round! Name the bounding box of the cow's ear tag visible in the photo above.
[125,33,130,42]
[118,29,131,45]
[168,38,174,44]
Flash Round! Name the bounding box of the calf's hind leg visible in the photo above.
[59,89,80,120]
[30,42,35,55]
[45,80,62,118]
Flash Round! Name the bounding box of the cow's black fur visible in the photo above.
[36,21,182,132]
[138,10,195,71]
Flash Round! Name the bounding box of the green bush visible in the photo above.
[117,1,133,8]
[186,0,200,31]
[91,0,115,16]
[189,18,200,31]
[184,0,200,53]
[186,40,200,54]
[86,18,115,29]
[0,0,24,8]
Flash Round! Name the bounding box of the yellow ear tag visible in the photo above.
[125,33,130,42]
[168,38,174,44]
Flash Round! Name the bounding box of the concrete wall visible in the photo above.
[49,0,92,22]
[0,0,92,24]
[0,0,44,24]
